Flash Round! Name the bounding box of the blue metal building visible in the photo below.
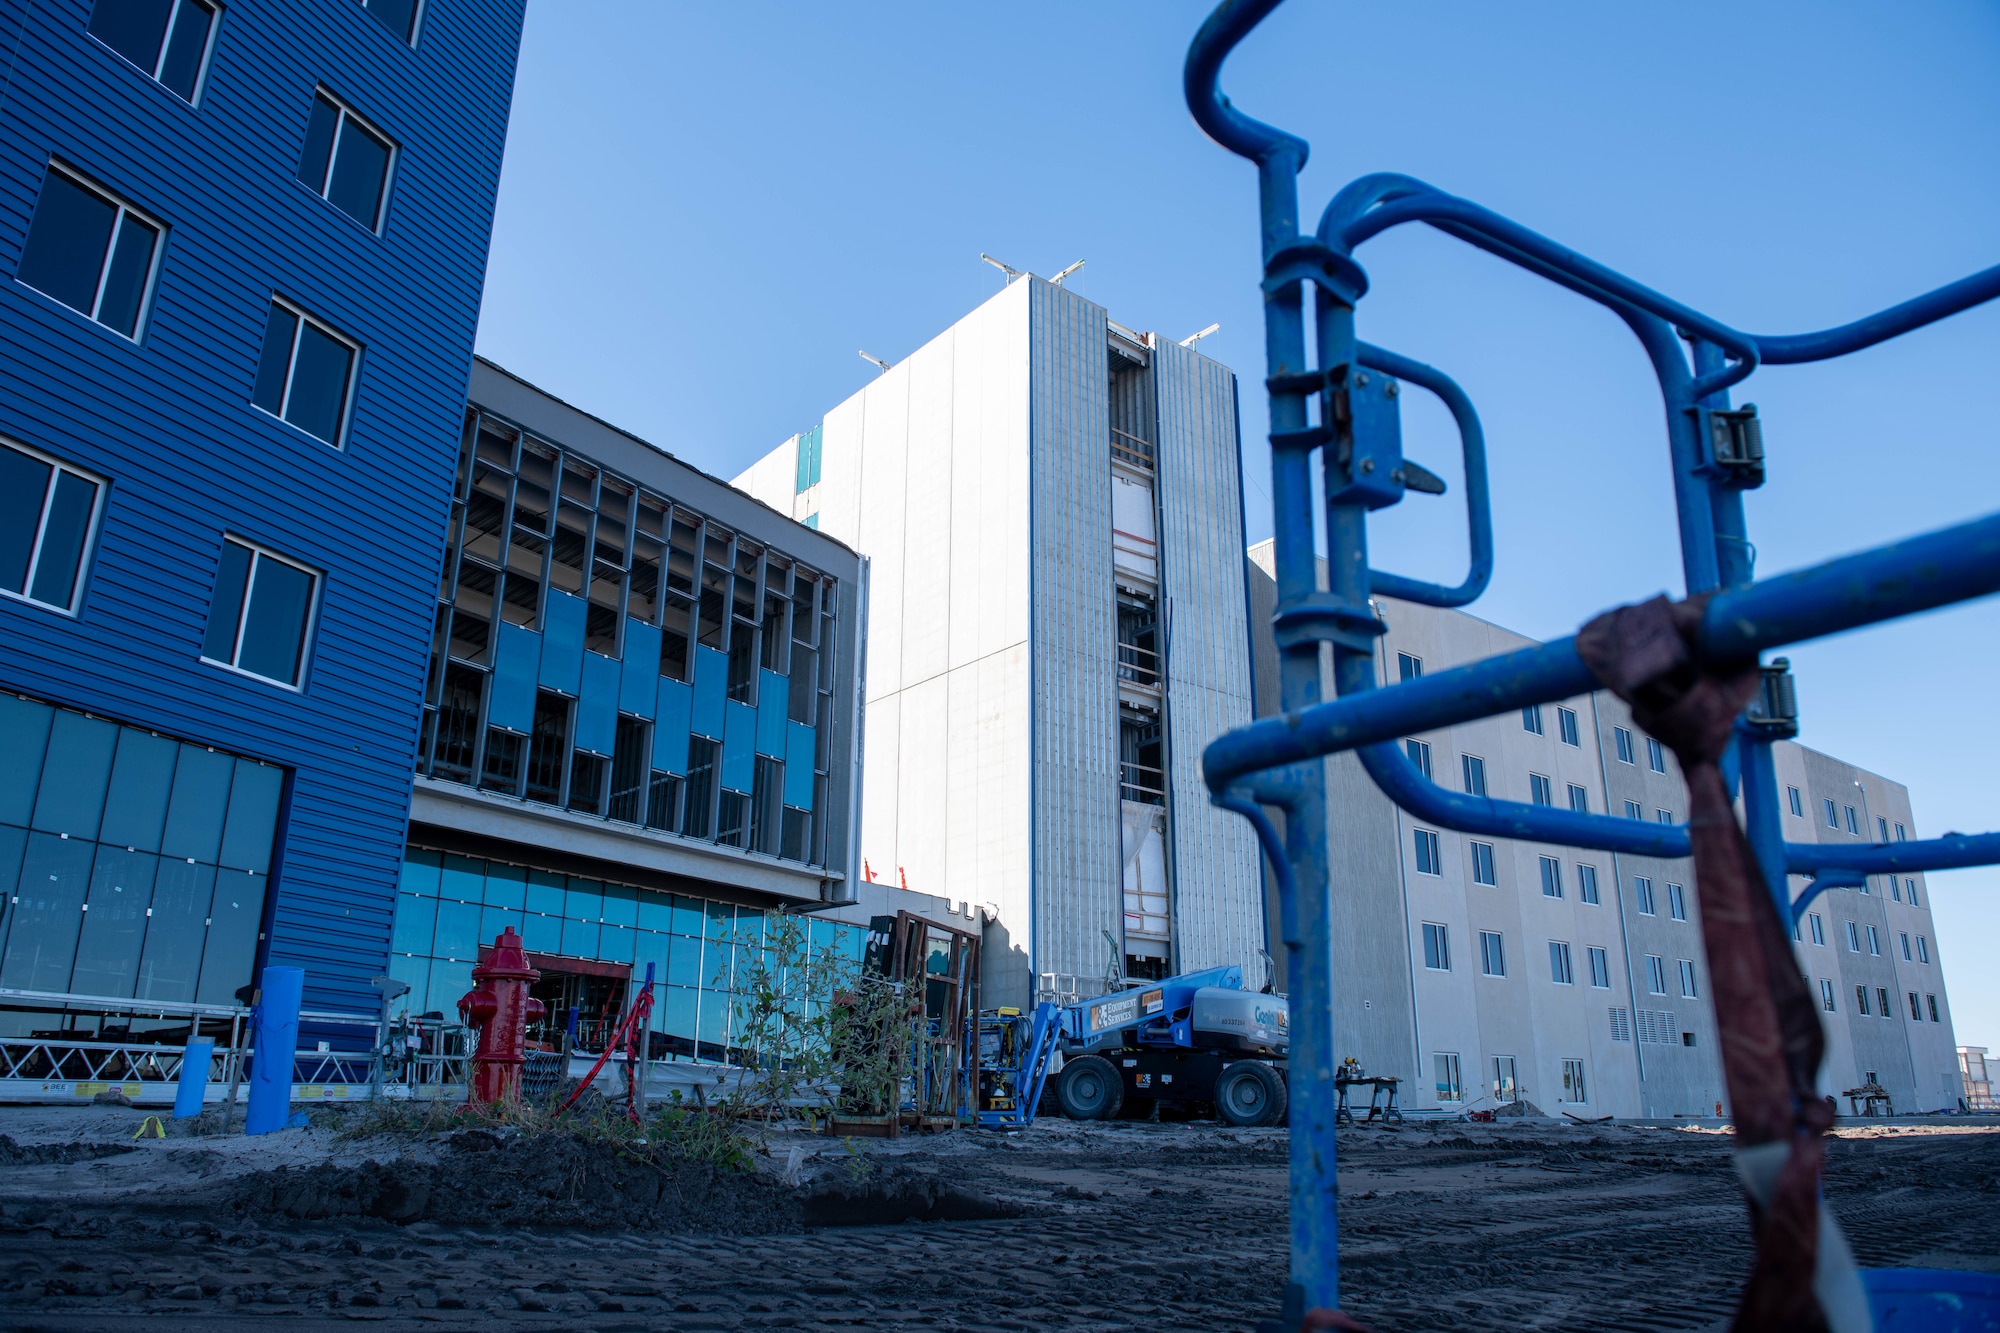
[0,0,525,1023]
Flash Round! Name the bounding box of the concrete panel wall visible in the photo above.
[1151,339,1262,977]
[1027,281,1119,985]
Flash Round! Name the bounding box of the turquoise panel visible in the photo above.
[159,745,235,863]
[756,669,787,757]
[194,868,266,1005]
[481,863,527,909]
[31,710,118,839]
[399,849,442,895]
[575,651,620,756]
[524,869,565,918]
[653,679,692,775]
[619,619,662,719]
[98,729,179,853]
[70,848,157,998]
[135,860,214,1003]
[538,589,587,696]
[218,761,284,874]
[784,721,817,809]
[391,892,438,957]
[0,695,53,825]
[489,621,541,732]
[690,645,726,739]
[721,701,755,794]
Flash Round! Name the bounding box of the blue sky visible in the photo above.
[474,2,2000,1060]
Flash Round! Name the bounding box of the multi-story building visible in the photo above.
[0,0,523,1025]
[1247,543,1965,1117]
[1961,1047,1995,1112]
[733,275,1264,1006]
[388,359,889,1055]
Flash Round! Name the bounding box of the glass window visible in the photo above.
[1809,913,1825,946]
[87,0,217,101]
[1645,738,1667,773]
[1469,841,1496,887]
[136,858,213,1001]
[1567,783,1588,813]
[1918,935,1929,964]
[296,90,395,231]
[1907,879,1919,907]
[1624,800,1642,820]
[1560,1058,1586,1104]
[1397,652,1421,682]
[1412,828,1440,876]
[1614,726,1634,764]
[1461,754,1486,797]
[1421,922,1450,971]
[1899,932,1911,961]
[1557,707,1579,746]
[1404,738,1431,780]
[1819,979,1836,1012]
[251,298,358,445]
[1823,798,1838,828]
[1548,941,1573,985]
[1845,806,1859,835]
[1521,704,1543,735]
[17,165,161,337]
[1539,856,1561,899]
[201,538,318,687]
[0,439,104,615]
[1788,786,1803,817]
[1677,959,1698,998]
[358,0,420,44]
[1927,994,1939,1023]
[1577,864,1600,905]
[1433,1052,1461,1102]
[1667,882,1687,921]
[1635,877,1655,915]
[1845,921,1860,952]
[1895,823,1907,841]
[1867,925,1881,956]
[1479,931,1504,977]
[1529,773,1552,806]
[1656,808,1673,824]
[1646,954,1667,995]
[1587,946,1610,988]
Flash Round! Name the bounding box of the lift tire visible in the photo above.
[1215,1060,1287,1127]
[1056,1055,1126,1120]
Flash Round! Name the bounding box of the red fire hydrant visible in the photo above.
[457,928,545,1104]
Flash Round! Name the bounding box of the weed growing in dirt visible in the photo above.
[321,1089,760,1171]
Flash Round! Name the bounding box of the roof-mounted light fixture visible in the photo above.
[1180,323,1222,346]
[859,351,890,371]
[979,252,1024,282]
[1050,259,1086,286]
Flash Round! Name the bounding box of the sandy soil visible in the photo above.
[0,1103,1996,1331]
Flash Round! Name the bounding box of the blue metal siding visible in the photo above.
[721,700,756,794]
[0,0,524,1015]
[756,667,787,757]
[537,590,586,696]
[618,618,661,719]
[488,621,538,732]
[574,651,619,756]
[653,678,691,776]
[690,645,726,740]
[784,720,816,810]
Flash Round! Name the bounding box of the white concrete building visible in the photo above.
[735,277,1263,1006]
[1247,542,1966,1118]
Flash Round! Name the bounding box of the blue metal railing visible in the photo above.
[1185,0,2000,1318]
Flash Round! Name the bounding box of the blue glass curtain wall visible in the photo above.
[0,692,283,1012]
[418,413,837,868]
[393,849,864,1061]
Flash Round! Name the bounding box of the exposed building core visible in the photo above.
[734,280,1263,1006]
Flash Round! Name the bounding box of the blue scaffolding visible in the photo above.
[1183,1,2000,1325]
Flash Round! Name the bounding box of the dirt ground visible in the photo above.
[0,1103,1996,1332]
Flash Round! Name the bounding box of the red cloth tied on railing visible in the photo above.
[1577,594,1836,1333]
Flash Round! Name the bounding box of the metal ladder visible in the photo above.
[1183,0,2000,1322]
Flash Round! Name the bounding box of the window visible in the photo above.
[1895,823,1907,841]
[1397,651,1422,682]
[1917,936,1929,964]
[1577,863,1600,905]
[1891,878,1902,903]
[1433,1053,1462,1102]
[1677,959,1698,998]
[1479,931,1505,977]
[1823,798,1838,828]
[1656,808,1673,824]
[1405,738,1432,780]
[1855,985,1870,1015]
[1899,932,1912,962]
[1877,816,1890,842]
[296,89,395,231]
[1608,1007,1631,1042]
[1522,704,1543,735]
[1845,806,1859,835]
[1788,786,1803,817]
[1635,877,1656,916]
[16,164,162,338]
[1927,994,1939,1023]
[1645,737,1667,773]
[1412,828,1440,876]
[1549,941,1574,985]
[1907,991,1921,1021]
[1530,773,1552,806]
[1624,800,1643,820]
[1845,922,1860,952]
[357,0,420,44]
[1422,922,1451,971]
[1877,986,1891,1018]
[1557,707,1580,746]
[251,297,358,445]
[1614,726,1635,764]
[1645,954,1667,995]
[87,0,217,101]
[1560,1058,1586,1104]
[1567,783,1588,813]
[1470,841,1496,887]
[1809,913,1825,946]
[1667,882,1687,922]
[1539,856,1562,899]
[1587,945,1610,988]
[1906,879,1920,907]
[1819,979,1836,1012]
[0,440,104,615]
[200,537,318,687]
[1461,754,1486,797]
[1492,1056,1517,1104]
[1867,925,1882,956]
[1858,876,1870,896]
